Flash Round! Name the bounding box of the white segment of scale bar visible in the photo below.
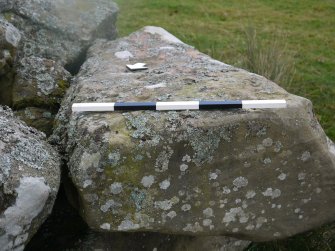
[72,103,115,112]
[156,101,199,110]
[242,100,286,109]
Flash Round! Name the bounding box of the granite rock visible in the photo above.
[0,0,118,67]
[0,106,61,250]
[52,26,335,241]
[9,56,71,134]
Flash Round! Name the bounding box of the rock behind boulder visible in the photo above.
[53,26,335,241]
[0,0,118,67]
[0,106,60,250]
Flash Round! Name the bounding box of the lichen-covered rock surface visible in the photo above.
[53,26,335,241]
[0,106,61,250]
[10,56,71,135]
[0,0,118,67]
[13,56,71,110]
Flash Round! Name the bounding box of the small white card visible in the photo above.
[126,63,148,71]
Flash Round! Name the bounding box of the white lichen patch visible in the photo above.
[294,208,301,213]
[110,182,123,194]
[263,157,272,164]
[222,186,231,194]
[118,220,140,231]
[141,175,155,188]
[300,151,311,162]
[278,173,287,181]
[155,197,179,211]
[100,223,111,230]
[209,172,218,180]
[315,188,322,193]
[114,50,134,60]
[181,204,191,211]
[180,164,188,172]
[167,211,177,219]
[0,177,50,248]
[262,138,273,147]
[203,219,212,227]
[222,207,249,225]
[83,179,93,188]
[262,188,281,199]
[182,155,191,162]
[203,208,214,218]
[159,179,170,190]
[100,199,122,213]
[182,222,203,233]
[233,177,248,189]
[246,190,256,199]
[80,152,101,171]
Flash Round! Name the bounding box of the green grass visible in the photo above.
[114,0,335,140]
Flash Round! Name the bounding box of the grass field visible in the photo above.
[114,0,335,140]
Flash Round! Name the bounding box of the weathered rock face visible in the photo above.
[0,0,118,134]
[0,16,20,106]
[2,55,71,135]
[0,0,118,67]
[0,106,61,250]
[53,26,335,241]
[13,56,71,109]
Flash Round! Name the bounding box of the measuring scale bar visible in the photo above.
[72,100,287,112]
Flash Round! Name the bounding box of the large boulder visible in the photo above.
[0,106,61,250]
[52,26,335,241]
[0,0,118,68]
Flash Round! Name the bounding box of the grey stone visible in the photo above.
[0,0,118,66]
[0,106,61,250]
[52,26,335,241]
[9,56,71,134]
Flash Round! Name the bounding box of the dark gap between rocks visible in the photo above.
[0,71,15,107]
[24,168,90,251]
[64,46,88,76]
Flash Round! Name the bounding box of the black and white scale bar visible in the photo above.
[72,100,286,112]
